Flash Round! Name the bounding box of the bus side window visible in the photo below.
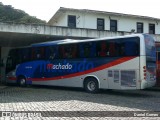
[45,47,49,59]
[82,42,97,58]
[79,42,97,58]
[90,42,96,57]
[64,45,72,59]
[41,47,45,59]
[120,43,125,56]
[31,48,36,60]
[36,48,41,59]
[28,48,32,61]
[46,46,58,59]
[124,39,139,56]
[15,49,21,64]
[36,47,45,59]
[20,48,29,62]
[36,48,40,59]
[84,43,91,58]
[79,43,84,58]
[109,42,116,56]
[98,41,108,57]
[59,45,72,59]
[72,44,78,58]
[60,45,64,59]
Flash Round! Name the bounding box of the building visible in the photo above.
[48,7,160,37]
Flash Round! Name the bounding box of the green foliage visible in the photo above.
[0,2,46,24]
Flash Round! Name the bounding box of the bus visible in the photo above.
[155,42,160,86]
[5,34,156,93]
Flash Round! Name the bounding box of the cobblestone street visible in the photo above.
[0,85,160,119]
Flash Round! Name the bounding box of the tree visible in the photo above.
[0,2,46,24]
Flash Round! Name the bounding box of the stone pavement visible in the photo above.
[0,85,159,119]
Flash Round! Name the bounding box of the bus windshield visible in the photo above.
[144,34,156,82]
[144,34,156,61]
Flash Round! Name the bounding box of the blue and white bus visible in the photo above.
[6,34,156,93]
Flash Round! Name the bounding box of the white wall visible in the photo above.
[118,17,136,32]
[52,13,66,26]
[50,10,160,34]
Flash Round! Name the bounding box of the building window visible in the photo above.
[97,18,104,30]
[137,22,143,33]
[110,20,117,32]
[149,24,155,34]
[68,15,76,28]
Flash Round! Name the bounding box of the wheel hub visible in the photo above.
[87,81,96,91]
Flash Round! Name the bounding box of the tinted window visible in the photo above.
[20,48,31,62]
[97,41,109,57]
[121,37,139,56]
[31,47,45,60]
[97,40,120,57]
[46,46,58,59]
[108,40,119,56]
[59,44,78,59]
[79,42,96,58]
[97,37,139,57]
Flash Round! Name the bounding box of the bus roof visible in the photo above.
[31,34,146,47]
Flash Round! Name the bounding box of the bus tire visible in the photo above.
[18,77,26,87]
[84,77,99,93]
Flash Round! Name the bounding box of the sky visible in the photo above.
[0,0,160,22]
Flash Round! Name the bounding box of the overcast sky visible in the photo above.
[0,0,160,22]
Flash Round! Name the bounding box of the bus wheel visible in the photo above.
[18,77,26,87]
[84,77,99,93]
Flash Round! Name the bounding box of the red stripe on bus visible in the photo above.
[30,57,136,81]
[8,77,17,80]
